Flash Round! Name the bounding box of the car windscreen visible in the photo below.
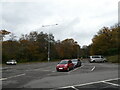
[92,56,100,58]
[59,60,68,64]
[8,60,16,62]
[72,59,77,62]
[7,60,13,62]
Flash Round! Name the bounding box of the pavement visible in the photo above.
[1,59,119,90]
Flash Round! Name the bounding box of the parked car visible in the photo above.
[6,60,17,65]
[56,59,74,72]
[89,55,107,63]
[71,59,81,67]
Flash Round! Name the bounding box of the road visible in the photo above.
[1,59,119,90]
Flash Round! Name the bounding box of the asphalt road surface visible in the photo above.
[1,59,119,90]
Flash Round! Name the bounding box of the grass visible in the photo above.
[16,59,61,64]
[106,54,119,63]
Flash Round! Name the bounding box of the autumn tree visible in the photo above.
[90,24,119,56]
[56,38,80,59]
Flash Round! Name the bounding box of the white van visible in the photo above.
[89,55,107,63]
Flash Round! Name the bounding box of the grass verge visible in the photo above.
[106,54,119,63]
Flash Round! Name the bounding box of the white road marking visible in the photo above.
[0,78,7,81]
[91,66,95,71]
[52,71,55,72]
[102,81,120,87]
[68,65,84,74]
[80,64,84,68]
[74,80,102,87]
[103,78,120,82]
[1,67,12,70]
[71,68,79,72]
[71,86,79,90]
[58,78,120,89]
[0,73,25,81]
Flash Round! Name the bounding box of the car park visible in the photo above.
[89,55,107,63]
[6,60,17,65]
[71,59,81,67]
[56,59,74,72]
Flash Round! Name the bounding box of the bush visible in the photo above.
[106,48,118,56]
[106,55,119,63]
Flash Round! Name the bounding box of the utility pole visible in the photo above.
[0,30,11,61]
[42,24,58,62]
[0,30,10,85]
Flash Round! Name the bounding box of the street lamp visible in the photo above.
[42,24,58,62]
[0,30,10,83]
[75,41,80,58]
[0,30,11,42]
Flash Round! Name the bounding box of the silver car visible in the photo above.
[89,55,107,63]
[6,60,17,65]
[71,59,81,67]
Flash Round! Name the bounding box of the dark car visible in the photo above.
[56,59,74,72]
[71,59,81,67]
[6,60,17,65]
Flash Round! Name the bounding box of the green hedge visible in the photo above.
[106,55,119,63]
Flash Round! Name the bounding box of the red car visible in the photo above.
[56,59,74,72]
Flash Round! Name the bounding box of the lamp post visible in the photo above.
[75,41,80,59]
[0,30,11,42]
[0,30,10,82]
[42,24,58,62]
[77,45,80,58]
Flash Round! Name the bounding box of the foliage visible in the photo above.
[2,31,81,63]
[2,23,119,63]
[90,24,119,56]
[106,55,119,63]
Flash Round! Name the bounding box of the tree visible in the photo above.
[9,33,17,41]
[56,38,80,59]
[90,24,119,56]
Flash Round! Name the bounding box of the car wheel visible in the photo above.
[67,67,70,72]
[103,60,105,63]
[72,66,74,70]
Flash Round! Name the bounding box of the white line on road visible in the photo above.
[80,64,84,68]
[71,86,79,90]
[0,78,7,81]
[68,65,84,74]
[91,66,95,71]
[102,81,120,87]
[1,67,12,70]
[0,73,25,81]
[52,71,55,72]
[58,78,120,89]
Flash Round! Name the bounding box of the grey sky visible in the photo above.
[0,0,119,46]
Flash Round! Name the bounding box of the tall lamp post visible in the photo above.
[0,30,11,62]
[75,41,80,59]
[0,30,11,41]
[0,30,10,87]
[42,24,58,62]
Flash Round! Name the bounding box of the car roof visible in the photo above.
[8,60,16,61]
[61,59,70,61]
[71,59,78,60]
[90,55,102,56]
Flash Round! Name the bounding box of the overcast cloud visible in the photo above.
[0,0,119,46]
